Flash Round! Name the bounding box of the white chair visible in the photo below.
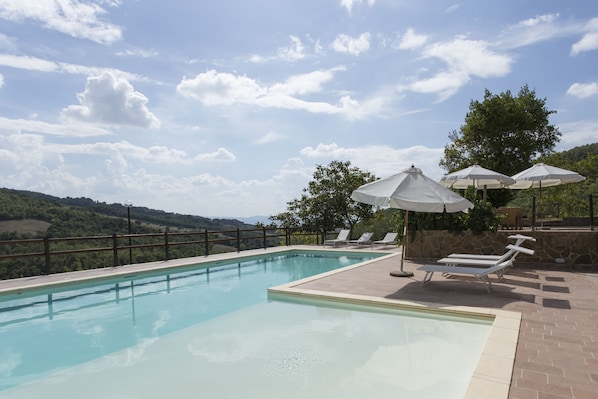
[372,232,398,247]
[323,229,350,247]
[348,232,374,246]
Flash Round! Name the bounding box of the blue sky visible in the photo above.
[0,1,597,218]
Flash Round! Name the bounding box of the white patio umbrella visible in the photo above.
[509,163,586,229]
[351,165,474,277]
[439,164,515,201]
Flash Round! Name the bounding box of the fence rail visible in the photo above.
[0,227,324,279]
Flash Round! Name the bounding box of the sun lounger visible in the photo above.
[348,232,374,246]
[447,234,535,260]
[323,229,350,247]
[441,244,535,269]
[418,260,514,293]
[372,232,398,247]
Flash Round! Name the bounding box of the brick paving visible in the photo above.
[292,249,598,399]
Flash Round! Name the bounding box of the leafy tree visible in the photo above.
[441,85,561,180]
[271,160,376,237]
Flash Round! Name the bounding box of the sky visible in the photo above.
[0,1,597,219]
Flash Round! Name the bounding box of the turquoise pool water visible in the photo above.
[0,250,491,398]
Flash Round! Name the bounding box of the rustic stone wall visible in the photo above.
[406,229,598,269]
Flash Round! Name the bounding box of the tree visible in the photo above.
[441,85,561,177]
[270,160,376,236]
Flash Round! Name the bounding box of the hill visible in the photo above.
[0,188,256,239]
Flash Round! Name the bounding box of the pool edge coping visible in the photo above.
[269,279,520,399]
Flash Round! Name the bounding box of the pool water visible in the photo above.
[0,251,382,392]
[0,250,492,398]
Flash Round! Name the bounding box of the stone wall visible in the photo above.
[406,229,598,269]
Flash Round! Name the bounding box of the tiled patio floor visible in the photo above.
[292,248,598,399]
[1,246,597,398]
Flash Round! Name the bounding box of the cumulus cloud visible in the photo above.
[403,38,512,100]
[176,67,385,120]
[567,82,598,98]
[571,17,598,55]
[61,71,160,128]
[395,28,428,50]
[0,0,122,44]
[332,33,371,56]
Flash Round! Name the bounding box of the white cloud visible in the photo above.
[176,67,385,120]
[567,82,598,98]
[0,116,111,137]
[249,35,306,63]
[193,148,236,162]
[0,0,122,44]
[0,54,148,82]
[277,35,306,61]
[498,13,587,50]
[299,143,445,180]
[571,17,598,55]
[0,73,3,88]
[403,38,512,100]
[395,28,428,50]
[115,48,160,58]
[255,131,284,144]
[340,0,376,15]
[61,71,160,128]
[556,120,598,149]
[332,33,371,56]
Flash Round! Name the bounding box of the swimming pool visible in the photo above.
[0,249,496,398]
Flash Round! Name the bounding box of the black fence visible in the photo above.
[0,227,325,279]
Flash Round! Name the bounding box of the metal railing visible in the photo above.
[0,227,323,279]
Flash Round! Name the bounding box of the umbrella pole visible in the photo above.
[390,210,414,277]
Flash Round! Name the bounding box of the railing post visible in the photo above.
[285,227,289,246]
[263,227,267,249]
[236,228,241,252]
[590,194,594,231]
[204,229,209,256]
[112,234,119,267]
[164,231,169,261]
[43,236,50,275]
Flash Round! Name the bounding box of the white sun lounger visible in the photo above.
[441,244,535,267]
[419,260,514,293]
[348,232,374,246]
[372,232,398,247]
[447,234,536,261]
[323,229,350,247]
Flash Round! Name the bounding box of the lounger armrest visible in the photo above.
[508,234,536,242]
[505,244,534,256]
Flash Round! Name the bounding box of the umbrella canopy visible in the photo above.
[440,164,515,190]
[440,164,515,201]
[509,163,586,229]
[351,165,473,277]
[351,165,474,213]
[509,163,586,189]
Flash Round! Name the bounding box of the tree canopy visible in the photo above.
[270,160,376,234]
[440,85,561,177]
